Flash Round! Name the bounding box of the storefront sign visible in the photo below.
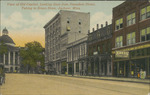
[93,51,98,55]
[115,51,129,58]
[112,43,150,54]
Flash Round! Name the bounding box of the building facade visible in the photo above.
[44,10,90,74]
[67,37,87,75]
[112,1,150,78]
[0,28,20,73]
[87,22,112,76]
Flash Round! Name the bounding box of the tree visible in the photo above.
[0,42,8,63]
[20,41,44,73]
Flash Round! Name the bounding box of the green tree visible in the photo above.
[0,42,8,63]
[20,41,44,73]
[0,42,8,55]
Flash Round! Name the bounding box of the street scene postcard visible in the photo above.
[0,0,150,95]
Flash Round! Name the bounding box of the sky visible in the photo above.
[0,1,124,47]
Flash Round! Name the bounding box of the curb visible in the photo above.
[58,75,150,84]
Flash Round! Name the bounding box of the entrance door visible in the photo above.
[68,64,72,75]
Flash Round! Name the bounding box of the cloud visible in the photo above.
[1,11,57,47]
[90,12,112,32]
[30,11,56,27]
[1,12,27,29]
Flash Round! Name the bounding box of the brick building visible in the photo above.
[87,22,112,76]
[112,1,150,78]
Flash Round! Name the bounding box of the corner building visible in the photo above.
[112,1,150,78]
[44,10,90,74]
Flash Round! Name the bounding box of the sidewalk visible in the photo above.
[59,74,150,84]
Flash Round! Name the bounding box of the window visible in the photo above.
[97,45,100,53]
[79,27,81,33]
[67,18,70,23]
[88,35,92,41]
[140,27,150,42]
[141,6,150,20]
[76,63,79,72]
[66,26,70,31]
[115,36,123,48]
[79,19,81,25]
[127,12,136,26]
[97,32,100,38]
[102,44,105,53]
[127,32,135,45]
[115,18,123,30]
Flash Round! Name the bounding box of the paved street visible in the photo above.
[1,74,149,95]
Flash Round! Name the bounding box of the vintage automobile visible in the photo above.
[0,63,5,85]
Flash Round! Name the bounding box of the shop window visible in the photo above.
[127,12,136,26]
[102,44,106,53]
[140,6,150,21]
[109,64,111,73]
[119,63,124,75]
[148,48,150,55]
[140,27,150,42]
[127,32,135,45]
[131,63,135,76]
[115,18,123,30]
[101,64,103,73]
[115,36,123,48]
[76,63,79,72]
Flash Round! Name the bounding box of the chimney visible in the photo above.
[97,24,99,29]
[106,21,108,26]
[93,28,95,32]
[101,24,103,28]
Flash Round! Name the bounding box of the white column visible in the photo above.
[80,45,81,56]
[3,54,5,65]
[67,63,68,73]
[13,51,15,65]
[8,52,10,65]
[85,43,87,55]
[74,62,76,75]
[18,55,19,65]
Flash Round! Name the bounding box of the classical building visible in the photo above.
[112,1,150,78]
[87,22,112,76]
[0,28,20,73]
[67,37,87,75]
[44,10,90,74]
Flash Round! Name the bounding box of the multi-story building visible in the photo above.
[67,36,87,75]
[87,22,112,76]
[112,1,150,78]
[44,10,90,74]
[0,28,20,73]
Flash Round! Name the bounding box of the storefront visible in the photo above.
[113,44,150,78]
[68,63,73,75]
[61,62,67,74]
